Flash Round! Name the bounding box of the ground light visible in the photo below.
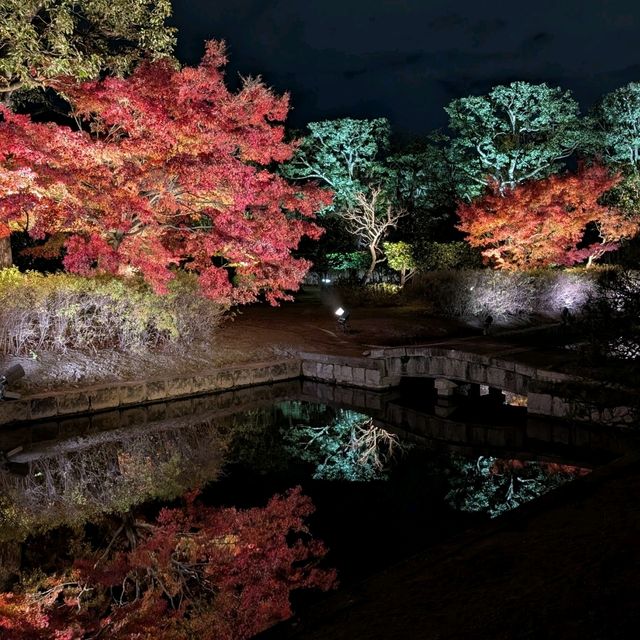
[335,306,351,332]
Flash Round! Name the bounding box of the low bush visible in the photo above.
[406,269,600,320]
[414,241,483,271]
[334,283,403,307]
[0,268,227,355]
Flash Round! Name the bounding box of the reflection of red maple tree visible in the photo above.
[457,165,639,269]
[489,458,590,478]
[0,487,336,639]
[0,41,330,303]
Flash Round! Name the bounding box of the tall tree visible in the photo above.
[457,165,638,269]
[0,42,329,303]
[0,0,176,267]
[283,117,390,213]
[589,82,640,169]
[445,81,582,200]
[343,187,406,283]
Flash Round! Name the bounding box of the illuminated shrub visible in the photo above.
[0,268,226,354]
[408,269,599,320]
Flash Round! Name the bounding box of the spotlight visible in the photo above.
[334,307,351,332]
[0,364,25,400]
[321,277,332,285]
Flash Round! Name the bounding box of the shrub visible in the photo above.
[415,241,483,271]
[407,269,599,320]
[334,283,402,307]
[0,268,227,355]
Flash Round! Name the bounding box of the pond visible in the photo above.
[0,379,622,638]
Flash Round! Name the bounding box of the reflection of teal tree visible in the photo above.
[283,409,407,481]
[445,456,587,518]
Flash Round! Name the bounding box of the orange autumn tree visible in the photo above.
[0,41,330,303]
[456,165,639,269]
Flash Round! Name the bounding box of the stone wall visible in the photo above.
[0,359,301,427]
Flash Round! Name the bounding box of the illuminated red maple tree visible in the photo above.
[457,165,639,269]
[0,487,337,640]
[0,41,330,303]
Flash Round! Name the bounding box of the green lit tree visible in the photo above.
[445,456,587,518]
[383,241,416,286]
[445,81,582,200]
[589,82,640,169]
[588,83,640,224]
[283,117,390,213]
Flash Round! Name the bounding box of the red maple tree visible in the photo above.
[456,165,639,269]
[0,487,337,640]
[0,41,330,303]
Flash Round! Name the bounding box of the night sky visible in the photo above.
[171,0,640,135]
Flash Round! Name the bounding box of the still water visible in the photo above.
[0,379,618,638]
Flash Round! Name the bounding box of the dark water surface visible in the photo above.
[0,379,627,634]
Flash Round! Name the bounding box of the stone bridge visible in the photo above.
[300,345,635,426]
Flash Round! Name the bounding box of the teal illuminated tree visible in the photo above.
[445,81,582,200]
[588,83,640,222]
[589,82,640,169]
[283,117,390,213]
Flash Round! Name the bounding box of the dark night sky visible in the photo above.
[171,0,640,135]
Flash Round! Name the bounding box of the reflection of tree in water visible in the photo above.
[445,456,590,518]
[283,408,408,481]
[0,420,230,539]
[0,488,336,640]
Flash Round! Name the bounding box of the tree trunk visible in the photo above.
[0,236,12,269]
[364,243,377,284]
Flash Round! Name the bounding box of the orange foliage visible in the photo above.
[457,165,639,269]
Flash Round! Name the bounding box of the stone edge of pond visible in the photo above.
[1,348,637,427]
[0,358,302,426]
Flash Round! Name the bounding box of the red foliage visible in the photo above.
[0,41,330,303]
[0,487,337,640]
[457,165,639,269]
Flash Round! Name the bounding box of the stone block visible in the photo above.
[301,361,318,378]
[486,367,506,389]
[319,363,334,380]
[29,395,58,420]
[214,371,235,390]
[147,379,168,401]
[467,363,489,385]
[88,386,120,412]
[167,377,197,398]
[365,368,382,386]
[0,399,29,425]
[118,383,147,407]
[57,390,90,416]
[441,358,468,380]
[527,392,552,416]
